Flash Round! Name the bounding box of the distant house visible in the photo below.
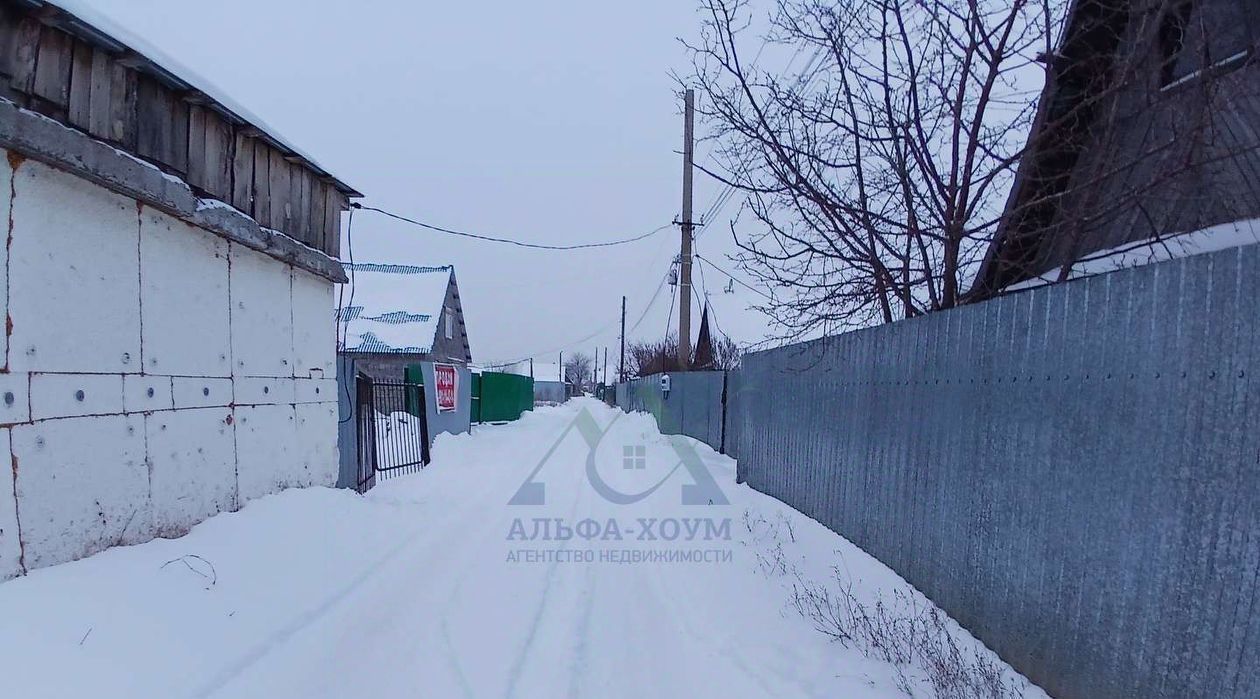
[971,0,1260,297]
[0,1,357,578]
[339,263,472,381]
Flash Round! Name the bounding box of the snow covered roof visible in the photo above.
[35,0,359,196]
[1005,217,1260,292]
[341,264,454,354]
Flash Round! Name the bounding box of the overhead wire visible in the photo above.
[696,42,830,239]
[483,266,673,369]
[351,203,672,251]
[695,253,776,303]
[336,205,357,423]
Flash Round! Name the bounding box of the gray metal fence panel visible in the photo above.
[417,362,472,444]
[726,242,1260,699]
[615,372,726,452]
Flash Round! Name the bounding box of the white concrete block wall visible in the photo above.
[234,404,299,502]
[231,243,294,378]
[296,402,339,488]
[292,269,336,378]
[11,415,150,570]
[1,152,11,367]
[0,429,20,580]
[9,162,141,374]
[146,408,236,536]
[140,209,231,377]
[0,152,340,580]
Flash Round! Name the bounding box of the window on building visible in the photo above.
[444,307,454,340]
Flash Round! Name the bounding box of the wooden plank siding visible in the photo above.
[0,4,351,257]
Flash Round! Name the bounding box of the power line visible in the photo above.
[483,267,673,369]
[694,253,776,303]
[627,268,672,335]
[351,202,672,251]
[336,205,357,424]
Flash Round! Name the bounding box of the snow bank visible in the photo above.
[0,400,1046,698]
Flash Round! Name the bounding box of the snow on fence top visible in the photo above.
[340,263,454,355]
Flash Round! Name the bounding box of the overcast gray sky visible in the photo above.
[82,0,774,370]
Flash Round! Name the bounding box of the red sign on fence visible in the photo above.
[435,363,458,413]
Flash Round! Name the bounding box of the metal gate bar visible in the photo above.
[354,374,431,493]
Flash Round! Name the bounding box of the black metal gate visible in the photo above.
[354,373,431,493]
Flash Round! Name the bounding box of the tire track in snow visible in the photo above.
[190,523,430,699]
[193,450,519,699]
[499,446,592,699]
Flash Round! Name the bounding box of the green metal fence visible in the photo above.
[476,372,534,423]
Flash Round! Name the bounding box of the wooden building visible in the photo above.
[0,0,358,578]
[972,0,1260,296]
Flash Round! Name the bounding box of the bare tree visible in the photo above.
[714,335,743,370]
[683,0,1060,337]
[563,352,596,393]
[687,0,1260,324]
[627,335,681,378]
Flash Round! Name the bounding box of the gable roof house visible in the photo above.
[339,263,472,381]
[0,0,359,579]
[971,0,1260,298]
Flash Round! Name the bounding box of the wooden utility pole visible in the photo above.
[678,89,695,370]
[603,347,608,386]
[619,295,626,382]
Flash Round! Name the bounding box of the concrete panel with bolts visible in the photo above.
[145,408,236,537]
[233,404,299,502]
[294,377,335,404]
[171,377,233,410]
[139,208,231,377]
[292,268,336,379]
[0,152,10,367]
[122,374,173,414]
[0,429,19,581]
[8,160,142,374]
[11,415,150,570]
[233,376,289,406]
[229,243,294,378]
[29,373,124,421]
[295,402,338,488]
[0,374,30,426]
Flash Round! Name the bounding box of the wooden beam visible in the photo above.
[86,47,110,138]
[108,60,136,148]
[8,17,39,95]
[231,131,254,213]
[66,38,92,128]
[186,103,207,190]
[252,141,270,226]
[269,147,291,232]
[203,111,231,201]
[31,24,71,107]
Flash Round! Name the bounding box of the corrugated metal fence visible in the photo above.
[613,244,1260,698]
[617,372,726,452]
[724,242,1260,699]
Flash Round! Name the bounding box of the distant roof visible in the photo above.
[341,264,454,354]
[493,360,564,382]
[33,0,359,196]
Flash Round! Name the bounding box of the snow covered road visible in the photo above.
[0,399,1047,698]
